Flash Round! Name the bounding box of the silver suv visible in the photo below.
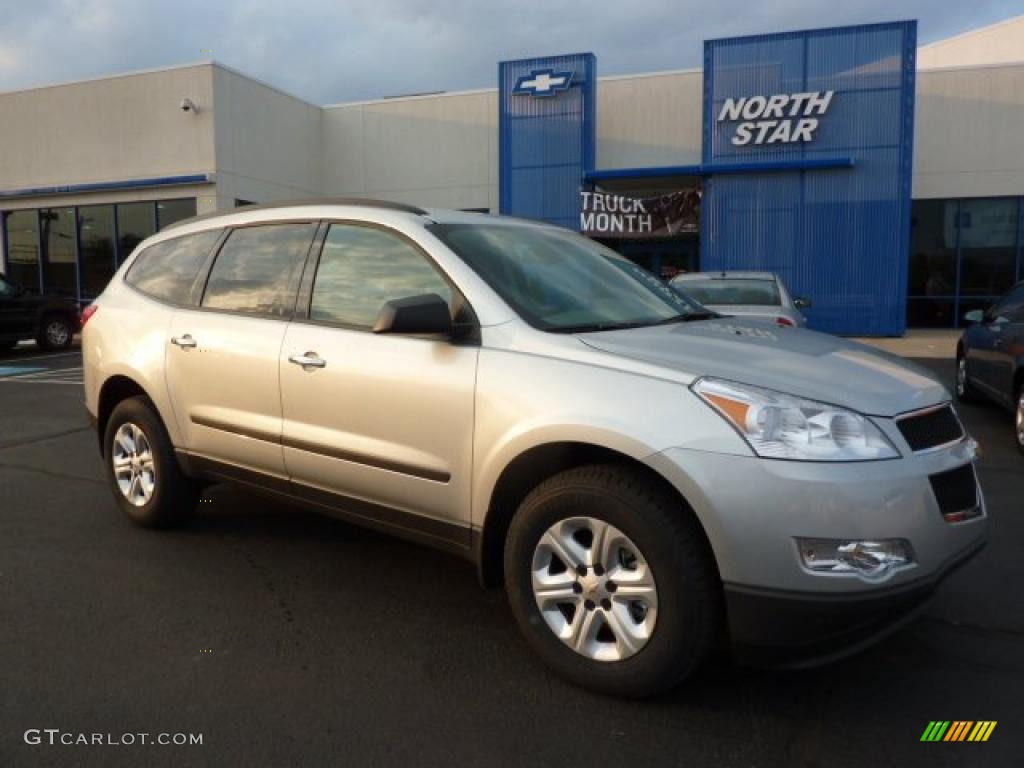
[82,200,988,697]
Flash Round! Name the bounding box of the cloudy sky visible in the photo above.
[0,0,1020,104]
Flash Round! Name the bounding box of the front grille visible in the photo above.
[897,405,964,452]
[928,464,979,521]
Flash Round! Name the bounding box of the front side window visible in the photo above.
[310,224,452,329]
[202,223,316,316]
[672,278,781,307]
[125,230,222,305]
[988,284,1024,323]
[428,222,705,332]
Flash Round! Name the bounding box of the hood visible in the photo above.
[578,318,947,417]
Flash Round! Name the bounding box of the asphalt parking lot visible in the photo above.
[1,342,1020,767]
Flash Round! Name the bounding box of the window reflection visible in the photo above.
[3,210,41,292]
[117,202,156,263]
[40,207,78,299]
[78,205,116,301]
[203,223,315,316]
[311,225,452,328]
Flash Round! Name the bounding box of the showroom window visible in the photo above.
[907,197,1022,328]
[1,197,196,303]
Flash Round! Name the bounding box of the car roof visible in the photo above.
[673,271,777,281]
[163,198,550,232]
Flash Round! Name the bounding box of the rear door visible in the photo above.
[164,222,318,477]
[278,222,478,542]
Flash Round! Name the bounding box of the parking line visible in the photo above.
[0,350,82,363]
[0,366,46,377]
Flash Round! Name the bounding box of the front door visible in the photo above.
[279,222,478,539]
[164,221,317,476]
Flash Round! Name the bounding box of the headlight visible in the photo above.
[692,377,899,461]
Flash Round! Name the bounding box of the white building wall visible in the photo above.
[913,63,1024,199]
[917,15,1024,70]
[321,90,498,211]
[0,64,216,194]
[211,65,322,209]
[595,70,703,169]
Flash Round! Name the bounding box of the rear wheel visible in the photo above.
[36,314,74,350]
[103,396,198,528]
[504,464,719,698]
[955,352,981,403]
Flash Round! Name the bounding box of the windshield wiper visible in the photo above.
[552,311,717,334]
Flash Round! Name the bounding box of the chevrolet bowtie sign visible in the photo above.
[717,90,835,145]
[513,68,574,97]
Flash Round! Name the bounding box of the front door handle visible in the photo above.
[288,351,326,370]
[170,334,197,349]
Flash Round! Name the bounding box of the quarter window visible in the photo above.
[126,230,221,305]
[310,224,452,329]
[202,223,316,316]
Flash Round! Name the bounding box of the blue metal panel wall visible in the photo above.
[702,22,916,335]
[499,53,596,229]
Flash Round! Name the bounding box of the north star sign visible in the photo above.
[717,90,835,146]
[513,68,574,97]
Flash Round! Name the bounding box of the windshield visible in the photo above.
[428,223,708,332]
[672,278,780,306]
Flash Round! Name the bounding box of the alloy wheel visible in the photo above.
[531,516,658,662]
[1017,391,1024,448]
[45,320,70,348]
[956,357,967,397]
[112,422,157,506]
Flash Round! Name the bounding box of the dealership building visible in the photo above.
[2,16,1023,335]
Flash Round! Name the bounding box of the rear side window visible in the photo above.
[125,230,221,305]
[202,223,316,317]
[309,224,452,329]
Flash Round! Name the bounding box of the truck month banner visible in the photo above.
[580,189,700,238]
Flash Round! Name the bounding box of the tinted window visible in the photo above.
[989,284,1024,323]
[202,223,315,316]
[40,207,77,299]
[673,278,780,306]
[310,224,452,328]
[78,205,116,301]
[3,210,40,292]
[117,203,156,265]
[126,230,221,304]
[157,199,197,229]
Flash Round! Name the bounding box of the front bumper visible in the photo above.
[724,539,984,667]
[646,436,989,665]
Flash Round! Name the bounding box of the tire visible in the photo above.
[103,396,198,528]
[1015,381,1024,457]
[504,464,720,698]
[36,314,74,351]
[955,351,981,403]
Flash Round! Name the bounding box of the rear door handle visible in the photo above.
[288,351,326,370]
[170,334,197,349]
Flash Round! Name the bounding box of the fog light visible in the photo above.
[797,538,914,579]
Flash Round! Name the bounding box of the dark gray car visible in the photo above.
[956,281,1024,454]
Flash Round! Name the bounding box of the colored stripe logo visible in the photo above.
[920,721,997,742]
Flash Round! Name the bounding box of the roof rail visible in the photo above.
[164,197,428,229]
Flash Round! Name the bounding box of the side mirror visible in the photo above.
[793,296,812,310]
[963,309,984,324]
[373,293,452,336]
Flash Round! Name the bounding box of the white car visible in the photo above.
[82,200,986,697]
[671,271,810,327]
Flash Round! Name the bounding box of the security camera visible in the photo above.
[180,98,198,114]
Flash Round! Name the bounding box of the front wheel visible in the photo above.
[103,396,198,528]
[504,465,720,698]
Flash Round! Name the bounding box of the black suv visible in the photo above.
[0,275,80,352]
[956,281,1024,455]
